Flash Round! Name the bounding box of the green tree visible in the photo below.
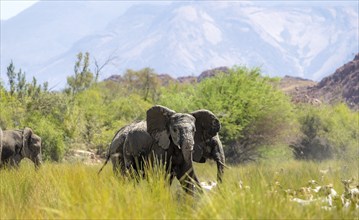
[192,66,294,163]
[16,69,27,100]
[122,67,160,101]
[66,52,94,96]
[6,61,16,96]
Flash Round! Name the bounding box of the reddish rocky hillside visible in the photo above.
[279,54,359,110]
[279,75,318,104]
[309,54,359,109]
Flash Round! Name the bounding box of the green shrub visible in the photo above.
[290,104,358,161]
[26,115,66,161]
[158,83,196,112]
[192,66,294,163]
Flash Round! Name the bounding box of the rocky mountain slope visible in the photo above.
[279,53,359,109]
[309,53,359,109]
[1,1,358,89]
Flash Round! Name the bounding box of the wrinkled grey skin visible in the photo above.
[99,105,225,192]
[191,110,225,182]
[97,122,151,176]
[122,121,153,176]
[0,127,42,169]
[192,134,225,182]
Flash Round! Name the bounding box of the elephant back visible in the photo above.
[124,123,153,157]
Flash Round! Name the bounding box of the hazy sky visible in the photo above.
[1,0,38,20]
[1,0,358,21]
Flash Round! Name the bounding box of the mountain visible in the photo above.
[1,1,358,89]
[309,53,359,109]
[0,1,141,86]
[279,53,359,110]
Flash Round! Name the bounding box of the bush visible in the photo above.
[290,104,358,161]
[158,83,196,112]
[192,66,294,163]
[26,115,66,161]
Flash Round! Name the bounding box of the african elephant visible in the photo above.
[99,105,226,187]
[0,127,42,169]
[98,121,151,176]
[191,110,226,182]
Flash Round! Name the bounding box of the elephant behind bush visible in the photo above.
[0,127,42,169]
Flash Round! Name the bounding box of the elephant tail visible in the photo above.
[97,153,111,175]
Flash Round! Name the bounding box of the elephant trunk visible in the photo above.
[215,150,225,183]
[178,138,200,194]
[34,154,42,170]
[213,136,225,183]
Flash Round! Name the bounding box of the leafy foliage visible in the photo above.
[0,58,357,164]
[65,52,94,96]
[159,67,294,163]
[290,104,358,161]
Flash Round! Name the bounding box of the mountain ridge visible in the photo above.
[104,53,359,110]
[1,1,358,88]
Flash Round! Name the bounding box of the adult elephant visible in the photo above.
[0,127,42,169]
[99,105,226,186]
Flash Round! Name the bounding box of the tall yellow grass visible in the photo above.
[1,159,358,219]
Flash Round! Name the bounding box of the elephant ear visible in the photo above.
[191,110,221,140]
[191,110,220,162]
[146,105,176,150]
[23,127,33,152]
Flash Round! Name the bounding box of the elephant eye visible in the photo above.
[173,128,177,133]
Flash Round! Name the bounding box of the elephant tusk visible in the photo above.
[217,160,230,169]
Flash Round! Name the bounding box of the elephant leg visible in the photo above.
[0,158,9,169]
[124,154,144,179]
[9,156,20,169]
[133,156,144,178]
[119,156,126,176]
[176,165,201,195]
[216,161,224,183]
[111,155,121,176]
[209,136,225,183]
[169,172,175,185]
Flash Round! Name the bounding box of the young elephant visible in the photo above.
[0,127,42,169]
[98,121,152,176]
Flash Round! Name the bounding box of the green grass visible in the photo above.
[1,159,358,219]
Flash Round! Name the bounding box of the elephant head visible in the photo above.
[22,127,42,169]
[191,110,225,182]
[146,105,199,191]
